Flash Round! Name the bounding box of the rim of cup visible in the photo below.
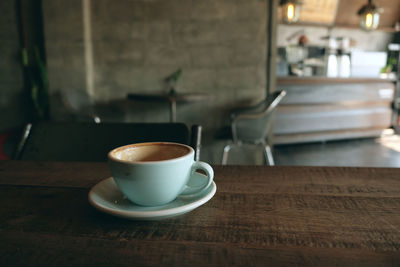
[108,142,194,164]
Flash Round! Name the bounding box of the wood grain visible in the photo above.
[1,161,400,266]
[274,77,395,144]
[335,0,400,29]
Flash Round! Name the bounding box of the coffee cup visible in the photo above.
[108,142,214,206]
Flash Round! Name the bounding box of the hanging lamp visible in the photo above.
[357,0,383,31]
[280,0,302,24]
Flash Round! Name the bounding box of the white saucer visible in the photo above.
[88,174,217,220]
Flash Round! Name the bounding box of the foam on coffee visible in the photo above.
[111,143,191,162]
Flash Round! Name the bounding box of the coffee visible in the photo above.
[111,143,190,162]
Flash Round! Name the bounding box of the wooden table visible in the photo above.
[127,91,210,122]
[1,161,400,266]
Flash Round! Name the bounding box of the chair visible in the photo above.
[222,90,286,165]
[15,122,202,162]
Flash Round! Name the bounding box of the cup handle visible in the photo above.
[180,161,214,197]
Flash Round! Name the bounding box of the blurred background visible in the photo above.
[1,0,400,165]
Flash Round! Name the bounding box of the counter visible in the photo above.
[274,77,396,144]
[277,76,396,85]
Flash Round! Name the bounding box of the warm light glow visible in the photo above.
[281,0,300,24]
[365,13,373,28]
[287,3,295,21]
[358,0,382,31]
[378,129,400,152]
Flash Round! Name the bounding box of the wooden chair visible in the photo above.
[15,122,202,162]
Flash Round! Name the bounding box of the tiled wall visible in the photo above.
[277,24,393,51]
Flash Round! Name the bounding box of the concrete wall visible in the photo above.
[0,0,26,132]
[42,0,272,163]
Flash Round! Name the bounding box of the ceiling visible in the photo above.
[279,0,400,31]
[335,0,400,30]
[299,0,339,25]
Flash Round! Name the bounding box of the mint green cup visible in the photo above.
[108,142,214,206]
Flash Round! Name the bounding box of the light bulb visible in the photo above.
[287,4,295,21]
[281,1,300,23]
[365,13,373,28]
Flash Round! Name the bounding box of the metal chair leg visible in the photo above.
[169,99,177,122]
[222,144,232,165]
[14,123,32,160]
[190,125,202,161]
[264,144,275,166]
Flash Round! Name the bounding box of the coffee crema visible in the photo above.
[110,143,191,162]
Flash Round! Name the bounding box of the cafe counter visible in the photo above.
[274,76,397,144]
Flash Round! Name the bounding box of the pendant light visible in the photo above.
[357,0,383,31]
[280,0,302,24]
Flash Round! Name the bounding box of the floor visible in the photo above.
[222,129,400,168]
[4,123,400,167]
[274,130,400,167]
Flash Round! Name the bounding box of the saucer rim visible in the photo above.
[88,177,216,219]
